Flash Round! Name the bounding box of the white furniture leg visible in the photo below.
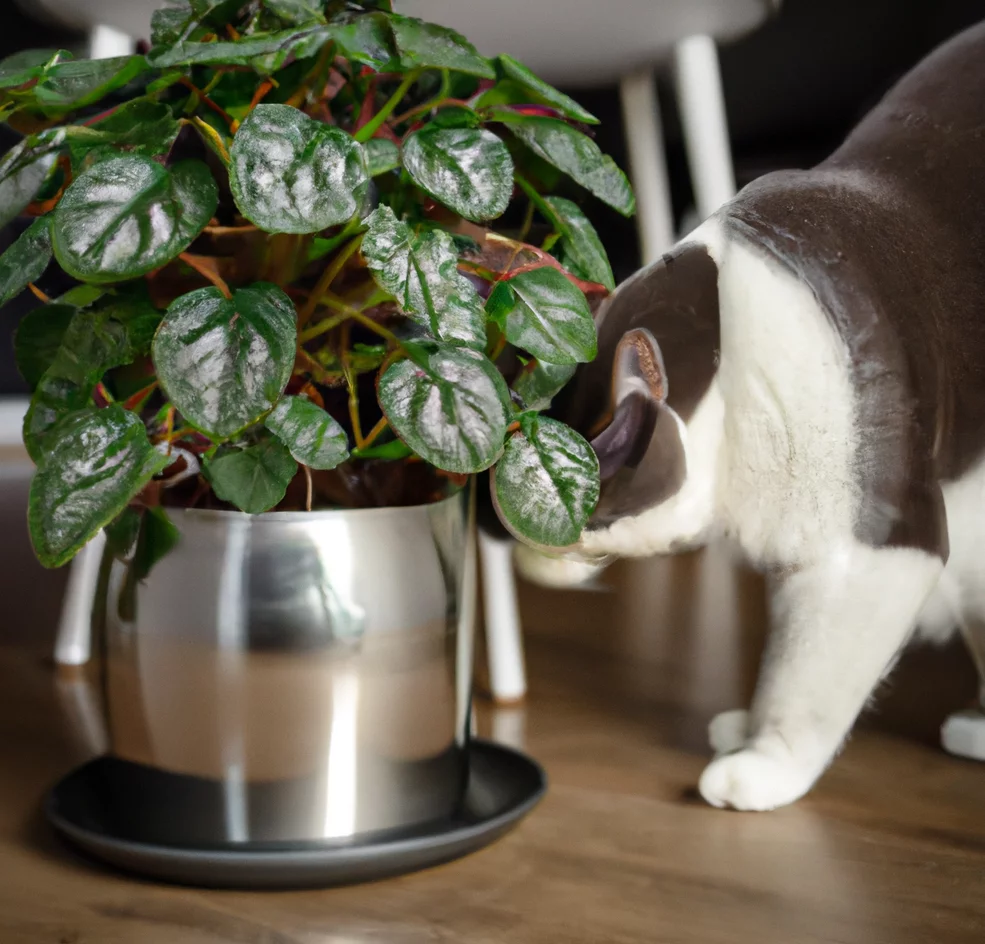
[672,34,737,221]
[54,530,105,668]
[89,23,134,59]
[619,70,676,264]
[480,530,526,703]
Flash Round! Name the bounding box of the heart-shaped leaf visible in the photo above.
[403,126,513,222]
[14,303,74,390]
[51,156,218,283]
[230,104,367,234]
[542,195,614,290]
[511,359,576,411]
[28,406,169,568]
[364,138,400,177]
[502,266,596,364]
[0,217,51,306]
[0,132,63,230]
[152,283,297,440]
[389,15,494,78]
[266,395,350,469]
[378,343,511,473]
[21,288,159,458]
[494,56,598,124]
[205,435,298,514]
[503,115,634,217]
[492,413,600,547]
[35,56,147,109]
[362,206,485,349]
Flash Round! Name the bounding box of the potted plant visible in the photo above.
[1,0,632,864]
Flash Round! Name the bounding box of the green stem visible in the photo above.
[298,309,351,343]
[298,233,363,326]
[514,174,561,230]
[391,69,453,125]
[355,70,421,143]
[322,292,403,347]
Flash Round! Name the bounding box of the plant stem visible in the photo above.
[514,174,560,228]
[298,234,363,326]
[179,77,236,131]
[123,380,158,411]
[298,309,351,344]
[189,116,231,163]
[360,415,389,449]
[27,283,50,303]
[295,346,339,386]
[324,293,403,347]
[179,252,232,298]
[518,198,535,242]
[248,78,274,112]
[391,69,453,124]
[167,425,198,443]
[303,464,313,511]
[339,324,365,448]
[355,70,421,143]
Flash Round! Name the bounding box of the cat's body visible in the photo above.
[515,21,985,810]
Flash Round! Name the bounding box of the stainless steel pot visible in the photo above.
[92,486,476,846]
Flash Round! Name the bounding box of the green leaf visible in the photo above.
[51,156,217,283]
[148,26,330,68]
[0,132,63,230]
[93,284,163,357]
[265,0,326,24]
[327,12,396,69]
[502,266,596,364]
[152,283,297,440]
[364,137,400,176]
[511,359,576,411]
[504,116,634,217]
[105,505,181,580]
[403,126,513,222]
[430,106,481,129]
[22,375,89,463]
[28,406,169,568]
[151,2,195,45]
[378,343,511,474]
[493,57,598,124]
[230,104,366,234]
[0,218,51,306]
[362,206,485,349]
[205,435,298,514]
[0,49,68,90]
[55,284,104,307]
[389,15,494,78]
[14,303,74,389]
[35,56,147,109]
[543,195,614,290]
[492,413,599,547]
[266,395,349,469]
[67,100,181,163]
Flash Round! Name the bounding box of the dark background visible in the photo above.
[1,0,984,393]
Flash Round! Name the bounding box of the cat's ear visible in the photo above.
[590,328,667,480]
[588,328,688,524]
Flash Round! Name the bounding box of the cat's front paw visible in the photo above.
[698,746,816,811]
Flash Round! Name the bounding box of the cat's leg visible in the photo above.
[699,542,943,811]
[941,618,985,760]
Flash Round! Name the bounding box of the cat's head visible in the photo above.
[498,241,721,569]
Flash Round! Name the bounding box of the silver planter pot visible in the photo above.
[91,486,476,846]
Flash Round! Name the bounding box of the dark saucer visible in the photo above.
[45,739,546,889]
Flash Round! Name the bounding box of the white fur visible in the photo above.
[522,215,985,810]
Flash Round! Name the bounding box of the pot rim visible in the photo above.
[165,483,469,525]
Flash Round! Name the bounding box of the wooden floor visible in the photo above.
[1,525,985,942]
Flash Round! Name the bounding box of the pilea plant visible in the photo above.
[0,0,633,569]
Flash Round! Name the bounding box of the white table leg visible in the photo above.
[480,530,526,703]
[672,34,737,221]
[54,531,105,668]
[619,70,676,265]
[89,24,134,59]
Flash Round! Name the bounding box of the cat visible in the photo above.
[506,20,985,811]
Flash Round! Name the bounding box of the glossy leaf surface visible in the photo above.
[266,395,350,469]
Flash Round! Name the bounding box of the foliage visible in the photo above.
[0,0,632,567]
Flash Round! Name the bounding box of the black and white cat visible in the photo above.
[510,21,985,811]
